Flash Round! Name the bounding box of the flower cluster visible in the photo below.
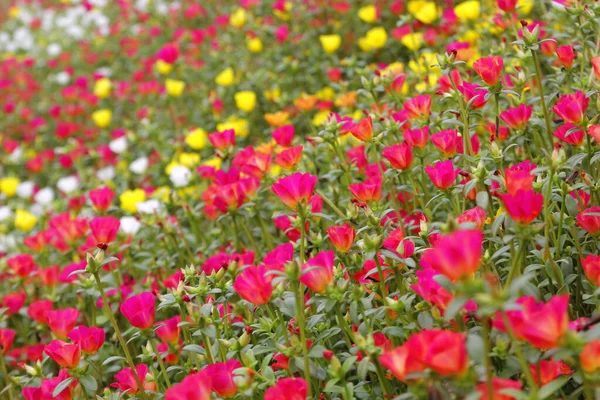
[1,0,600,399]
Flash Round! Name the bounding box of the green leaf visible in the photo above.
[538,376,570,399]
[308,345,326,358]
[53,377,75,398]
[78,375,98,395]
[357,357,370,381]
[102,356,126,366]
[182,344,205,354]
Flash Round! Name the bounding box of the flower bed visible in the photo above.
[1,0,600,399]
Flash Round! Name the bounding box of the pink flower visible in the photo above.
[89,216,120,248]
[431,129,459,156]
[47,308,80,339]
[424,160,459,189]
[404,95,432,119]
[349,116,373,142]
[473,56,504,86]
[264,378,308,400]
[271,172,318,210]
[0,328,16,354]
[553,123,585,146]
[382,143,413,170]
[403,126,429,148]
[552,90,589,125]
[120,292,156,329]
[577,206,600,234]
[300,251,335,293]
[155,316,181,344]
[500,189,544,224]
[88,186,115,211]
[67,326,105,354]
[419,230,483,281]
[349,178,382,203]
[500,104,532,130]
[556,45,576,69]
[233,265,273,305]
[204,360,242,398]
[165,371,212,400]
[111,364,156,395]
[327,223,356,253]
[44,340,81,368]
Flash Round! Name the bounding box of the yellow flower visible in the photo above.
[454,1,480,21]
[400,32,423,51]
[312,111,330,126]
[165,79,185,97]
[120,189,146,213]
[203,157,222,170]
[518,0,533,15]
[358,5,377,23]
[270,164,282,177]
[179,152,201,167]
[264,88,281,101]
[0,177,20,197]
[247,37,263,53]
[93,78,112,98]
[215,67,235,86]
[15,209,37,232]
[316,87,335,101]
[230,8,247,28]
[460,29,480,45]
[235,91,257,112]
[154,186,171,202]
[408,1,438,24]
[217,117,249,137]
[185,128,208,150]
[319,34,342,54]
[359,27,387,51]
[155,60,173,75]
[9,7,19,18]
[92,109,112,128]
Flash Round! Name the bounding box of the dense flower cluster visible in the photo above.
[1,0,600,399]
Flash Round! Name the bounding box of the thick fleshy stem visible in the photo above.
[92,273,149,400]
[0,351,15,400]
[531,49,554,150]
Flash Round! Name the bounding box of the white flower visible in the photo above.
[55,71,71,85]
[120,216,141,235]
[109,137,128,154]
[16,181,35,198]
[169,165,191,187]
[57,176,80,193]
[47,43,62,56]
[35,187,55,205]
[97,166,115,181]
[136,199,162,214]
[129,157,149,174]
[0,206,12,222]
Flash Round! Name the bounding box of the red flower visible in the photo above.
[553,123,585,146]
[420,229,483,282]
[155,316,181,344]
[88,186,115,211]
[552,90,589,125]
[233,265,273,305]
[7,254,36,278]
[90,216,120,249]
[403,126,429,148]
[382,143,413,170]
[0,328,16,354]
[582,254,600,285]
[476,377,522,400]
[349,116,373,142]
[300,251,335,293]
[529,359,572,386]
[47,308,80,339]
[411,269,453,310]
[500,189,543,224]
[204,359,242,398]
[404,95,431,119]
[576,206,600,234]
[556,45,576,69]
[504,165,534,195]
[165,371,212,400]
[424,160,458,190]
[581,340,600,373]
[500,104,532,130]
[592,56,600,80]
[458,82,488,109]
[473,56,504,86]
[497,0,518,12]
[457,207,487,230]
[264,378,308,400]
[327,223,356,253]
[589,125,600,142]
[275,145,303,169]
[120,292,156,329]
[431,129,459,156]
[44,340,81,369]
[569,190,590,212]
[67,326,105,354]
[111,364,156,395]
[349,178,382,203]
[271,172,318,210]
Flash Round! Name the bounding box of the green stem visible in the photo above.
[500,313,538,396]
[316,189,347,220]
[255,213,274,250]
[150,339,171,388]
[531,49,554,150]
[0,352,15,400]
[372,356,392,399]
[481,318,494,400]
[295,212,312,396]
[93,273,149,400]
